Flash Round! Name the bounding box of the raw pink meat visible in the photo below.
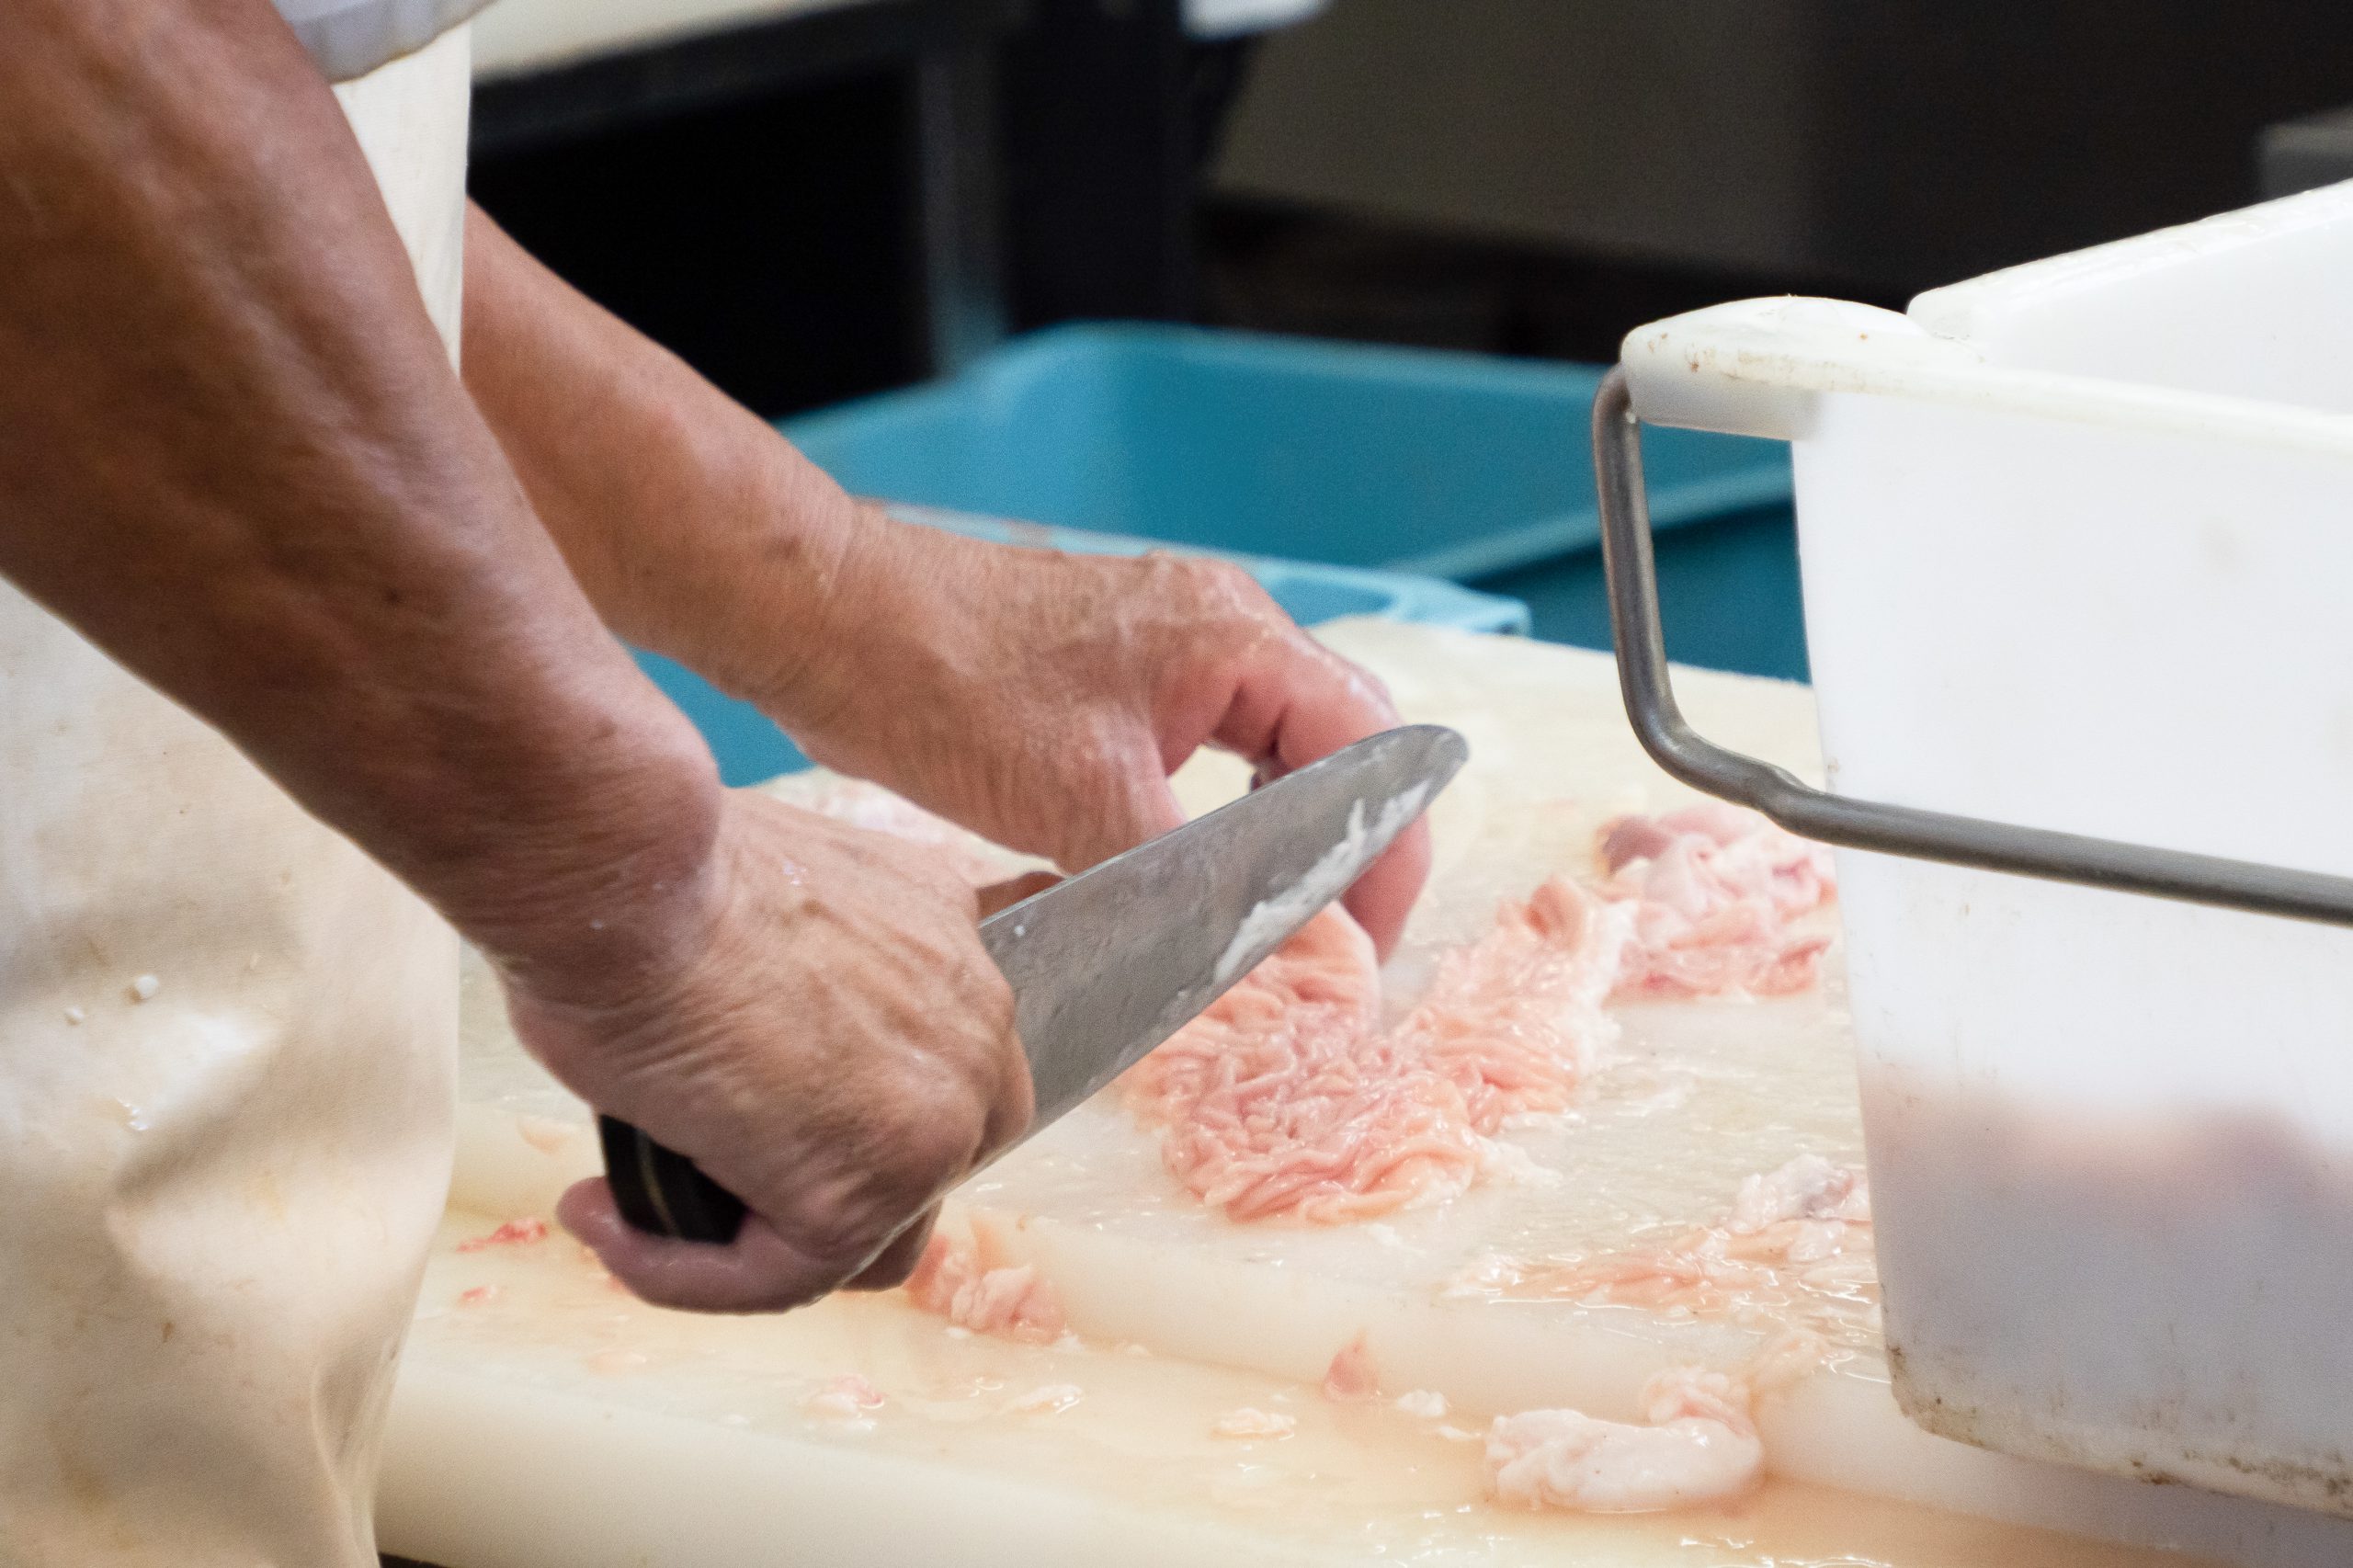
[1322,1333,1381,1402]
[456,1216,549,1253]
[1486,1366,1763,1513]
[1121,881,1630,1223]
[1599,803,1836,999]
[1406,877,1632,1127]
[904,1221,1067,1344]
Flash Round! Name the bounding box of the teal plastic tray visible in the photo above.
[782,324,1791,578]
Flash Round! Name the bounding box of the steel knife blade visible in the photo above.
[979,722,1467,1155]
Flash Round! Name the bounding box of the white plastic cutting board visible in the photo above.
[381,621,2353,1567]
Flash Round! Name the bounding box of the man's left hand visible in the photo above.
[764,516,1429,957]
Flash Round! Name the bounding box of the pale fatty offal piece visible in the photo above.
[1599,802,1837,999]
[1122,881,1631,1223]
[1486,1366,1763,1513]
[904,1219,1067,1344]
[805,1374,886,1420]
[1728,1153,1870,1234]
[1454,1156,1878,1349]
[515,1114,576,1155]
[1394,1388,1449,1420]
[1211,1407,1298,1440]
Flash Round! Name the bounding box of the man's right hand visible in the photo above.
[506,791,1034,1313]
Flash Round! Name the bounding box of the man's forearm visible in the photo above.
[452,210,1426,943]
[460,204,863,722]
[0,0,720,996]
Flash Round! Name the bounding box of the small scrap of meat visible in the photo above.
[1407,878,1633,1130]
[1486,1367,1763,1513]
[1123,885,1629,1222]
[516,1115,576,1156]
[1322,1333,1381,1402]
[1745,1328,1836,1397]
[1729,1153,1870,1235]
[1211,1407,1298,1440]
[456,1285,501,1307]
[1394,1389,1449,1420]
[1122,910,1401,1221]
[904,1222,1066,1344]
[456,1216,550,1253]
[1599,802,1837,1000]
[806,1374,885,1420]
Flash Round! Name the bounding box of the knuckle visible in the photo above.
[933,867,984,915]
[881,1085,988,1187]
[1178,556,1268,615]
[881,838,981,908]
[776,1201,899,1279]
[918,946,1014,1042]
[1338,650,1399,712]
[1132,551,1241,609]
[971,960,1018,1035]
[989,1051,1037,1150]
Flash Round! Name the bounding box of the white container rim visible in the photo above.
[1620,183,2353,464]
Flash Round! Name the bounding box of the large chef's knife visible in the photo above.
[599,723,1470,1244]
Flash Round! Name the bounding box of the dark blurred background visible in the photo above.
[470,0,2353,419]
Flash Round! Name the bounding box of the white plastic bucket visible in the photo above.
[1618,182,2353,1516]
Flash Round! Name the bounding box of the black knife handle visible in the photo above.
[598,1115,747,1244]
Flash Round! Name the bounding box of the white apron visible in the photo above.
[0,25,472,1567]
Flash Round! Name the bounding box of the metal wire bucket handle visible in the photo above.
[1592,364,2353,929]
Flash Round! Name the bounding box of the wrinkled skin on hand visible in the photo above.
[770,513,1431,957]
[509,790,1032,1312]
